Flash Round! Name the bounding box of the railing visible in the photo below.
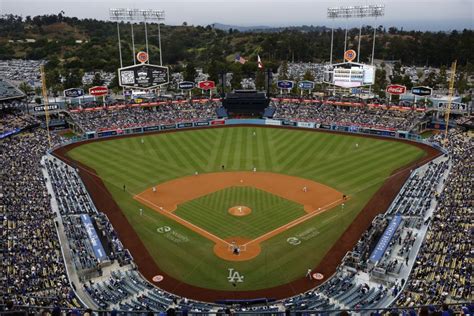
[0,302,471,315]
[56,117,424,145]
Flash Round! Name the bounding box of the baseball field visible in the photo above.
[64,126,428,298]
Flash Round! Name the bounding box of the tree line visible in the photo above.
[1,13,472,96]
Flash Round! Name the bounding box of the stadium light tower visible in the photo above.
[327,4,385,64]
[110,8,166,67]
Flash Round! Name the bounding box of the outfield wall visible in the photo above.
[57,117,448,161]
[63,118,427,147]
[62,117,450,157]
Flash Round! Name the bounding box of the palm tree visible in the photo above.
[18,81,33,96]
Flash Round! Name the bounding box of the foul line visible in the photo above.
[134,194,232,246]
[136,192,345,252]
[242,197,346,247]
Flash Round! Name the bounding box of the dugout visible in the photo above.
[223,90,270,117]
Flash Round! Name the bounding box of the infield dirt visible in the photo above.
[134,171,344,261]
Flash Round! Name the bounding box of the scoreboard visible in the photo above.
[324,62,375,88]
[118,64,169,89]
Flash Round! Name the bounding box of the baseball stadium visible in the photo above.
[1,3,473,316]
[56,125,432,297]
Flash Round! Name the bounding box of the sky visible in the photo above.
[1,0,473,31]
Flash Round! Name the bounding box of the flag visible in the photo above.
[257,55,263,69]
[234,54,246,64]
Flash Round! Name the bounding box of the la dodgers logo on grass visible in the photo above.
[287,237,301,245]
[157,226,171,233]
[227,268,244,283]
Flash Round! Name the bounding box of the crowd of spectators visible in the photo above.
[271,100,426,131]
[397,129,473,306]
[1,113,77,307]
[2,104,472,314]
[61,216,101,272]
[0,110,36,133]
[69,101,222,132]
[45,158,132,273]
[345,159,449,282]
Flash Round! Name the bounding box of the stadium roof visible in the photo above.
[0,79,26,101]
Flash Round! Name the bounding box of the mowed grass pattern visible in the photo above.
[67,127,426,290]
[174,186,306,239]
[68,127,423,195]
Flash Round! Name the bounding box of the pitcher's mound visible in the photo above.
[228,206,251,217]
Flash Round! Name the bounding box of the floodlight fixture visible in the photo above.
[327,4,385,19]
[110,8,166,70]
[109,8,165,22]
[326,4,385,80]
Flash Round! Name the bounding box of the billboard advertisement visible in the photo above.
[177,122,193,128]
[386,85,407,95]
[161,124,177,130]
[265,119,282,126]
[33,104,59,112]
[369,214,402,263]
[281,120,297,126]
[194,121,210,127]
[298,81,315,90]
[119,64,170,89]
[64,88,84,98]
[362,64,375,85]
[89,86,108,96]
[412,86,432,96]
[297,122,315,128]
[197,80,216,90]
[277,80,294,89]
[211,119,225,125]
[143,125,160,132]
[80,214,107,261]
[178,81,195,90]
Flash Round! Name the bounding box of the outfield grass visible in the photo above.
[67,127,425,290]
[174,186,306,239]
